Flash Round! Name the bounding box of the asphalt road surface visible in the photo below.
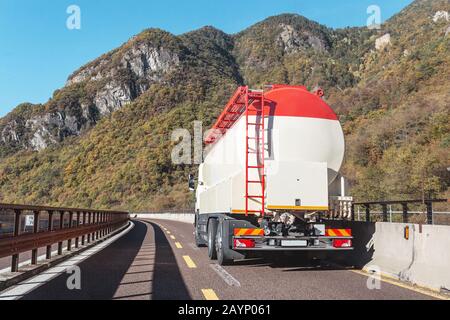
[5,219,436,300]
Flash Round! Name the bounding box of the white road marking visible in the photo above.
[0,222,134,300]
[189,243,200,251]
[210,264,241,287]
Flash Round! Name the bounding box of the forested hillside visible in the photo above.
[0,0,448,210]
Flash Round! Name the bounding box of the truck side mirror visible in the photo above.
[188,174,195,192]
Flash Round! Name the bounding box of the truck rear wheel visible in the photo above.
[207,219,218,260]
[216,221,233,266]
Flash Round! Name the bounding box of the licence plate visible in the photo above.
[281,240,308,247]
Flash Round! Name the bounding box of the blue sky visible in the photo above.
[0,0,414,117]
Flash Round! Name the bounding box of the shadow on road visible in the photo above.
[232,252,355,271]
[21,220,192,300]
[22,221,147,300]
[140,220,191,300]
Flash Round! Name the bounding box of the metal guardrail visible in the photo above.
[0,203,129,272]
[351,199,448,225]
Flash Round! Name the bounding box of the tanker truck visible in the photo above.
[192,84,353,265]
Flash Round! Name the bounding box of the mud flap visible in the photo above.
[221,217,256,261]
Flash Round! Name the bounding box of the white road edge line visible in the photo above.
[210,264,241,287]
[189,243,200,251]
[0,221,135,300]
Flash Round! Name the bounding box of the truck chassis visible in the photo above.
[195,212,353,265]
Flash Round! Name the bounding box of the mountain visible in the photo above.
[0,0,448,210]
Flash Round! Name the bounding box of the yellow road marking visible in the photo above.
[175,242,183,249]
[202,289,219,300]
[351,270,449,300]
[183,255,197,268]
[170,235,176,240]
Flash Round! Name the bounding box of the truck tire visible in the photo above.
[216,221,233,266]
[207,219,218,260]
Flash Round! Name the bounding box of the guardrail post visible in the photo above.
[105,213,108,235]
[93,212,97,240]
[96,212,100,239]
[75,212,81,249]
[426,201,433,225]
[402,203,408,223]
[31,210,40,265]
[382,204,388,222]
[87,212,91,243]
[46,210,54,259]
[11,209,21,272]
[104,213,107,236]
[365,204,370,222]
[58,211,64,255]
[82,212,86,245]
[100,213,103,237]
[92,212,96,241]
[67,211,73,251]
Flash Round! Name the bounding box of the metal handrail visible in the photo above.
[351,199,448,224]
[0,203,124,214]
[0,203,129,272]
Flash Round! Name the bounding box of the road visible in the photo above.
[1,219,436,300]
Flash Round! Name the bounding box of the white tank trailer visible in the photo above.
[192,85,353,265]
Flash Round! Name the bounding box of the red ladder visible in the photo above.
[245,86,266,217]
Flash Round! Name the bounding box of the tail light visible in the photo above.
[333,239,352,248]
[234,239,255,248]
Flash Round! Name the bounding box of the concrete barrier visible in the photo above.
[328,220,450,293]
[365,222,415,279]
[365,222,450,293]
[133,213,195,224]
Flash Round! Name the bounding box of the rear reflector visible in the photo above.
[326,229,352,237]
[333,239,352,248]
[234,228,264,236]
[234,239,255,249]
